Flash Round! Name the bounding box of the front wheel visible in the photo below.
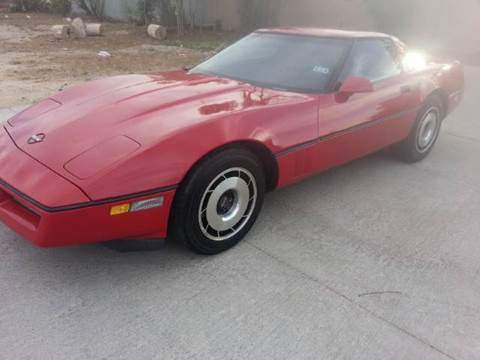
[392,96,444,163]
[171,148,265,255]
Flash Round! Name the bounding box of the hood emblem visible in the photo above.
[28,133,46,144]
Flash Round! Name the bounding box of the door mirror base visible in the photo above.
[338,76,374,95]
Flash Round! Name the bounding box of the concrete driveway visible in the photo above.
[1,67,479,360]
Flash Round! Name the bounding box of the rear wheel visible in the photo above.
[392,96,444,163]
[171,148,265,255]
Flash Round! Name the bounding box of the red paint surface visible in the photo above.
[0,29,465,247]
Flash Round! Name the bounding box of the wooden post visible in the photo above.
[85,23,104,36]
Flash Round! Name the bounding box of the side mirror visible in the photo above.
[338,76,374,94]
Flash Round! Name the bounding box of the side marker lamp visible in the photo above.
[110,197,164,216]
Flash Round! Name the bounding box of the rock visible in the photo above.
[97,50,111,58]
[147,24,167,40]
[71,17,86,39]
[51,25,71,40]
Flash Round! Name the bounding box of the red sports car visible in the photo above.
[0,28,464,254]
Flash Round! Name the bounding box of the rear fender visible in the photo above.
[421,61,464,115]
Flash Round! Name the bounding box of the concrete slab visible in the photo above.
[1,68,479,360]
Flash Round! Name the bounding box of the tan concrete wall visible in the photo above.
[206,0,240,30]
[207,0,374,31]
[275,0,374,30]
[405,0,480,55]
[209,0,480,56]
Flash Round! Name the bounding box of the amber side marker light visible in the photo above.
[110,204,130,216]
[110,197,164,216]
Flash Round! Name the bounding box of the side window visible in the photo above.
[340,39,402,82]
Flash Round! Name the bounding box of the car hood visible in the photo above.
[4,71,251,181]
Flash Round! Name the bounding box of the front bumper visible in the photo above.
[0,182,175,247]
[0,127,175,247]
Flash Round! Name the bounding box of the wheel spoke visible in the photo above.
[416,108,439,153]
[198,167,258,242]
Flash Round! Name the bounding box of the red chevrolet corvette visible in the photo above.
[0,28,464,254]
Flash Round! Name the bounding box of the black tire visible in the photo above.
[392,96,445,163]
[171,148,265,255]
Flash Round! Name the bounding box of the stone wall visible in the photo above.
[211,0,480,57]
[99,0,480,58]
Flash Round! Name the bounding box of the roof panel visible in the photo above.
[256,27,392,40]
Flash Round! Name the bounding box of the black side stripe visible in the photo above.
[275,107,419,158]
[0,179,178,213]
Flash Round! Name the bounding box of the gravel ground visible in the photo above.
[0,67,479,360]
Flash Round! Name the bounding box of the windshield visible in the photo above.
[192,32,352,93]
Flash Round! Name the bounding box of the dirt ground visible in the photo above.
[2,12,478,109]
[0,13,236,107]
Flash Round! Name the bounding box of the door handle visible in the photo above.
[400,85,412,94]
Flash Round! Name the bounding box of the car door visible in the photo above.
[311,38,419,173]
